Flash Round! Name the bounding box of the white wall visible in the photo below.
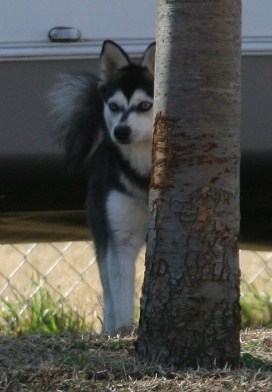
[0,0,271,60]
[242,0,272,36]
[0,0,156,43]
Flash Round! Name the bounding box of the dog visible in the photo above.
[49,40,156,334]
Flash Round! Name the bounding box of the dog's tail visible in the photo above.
[49,72,105,167]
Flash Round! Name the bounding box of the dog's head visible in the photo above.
[99,41,155,145]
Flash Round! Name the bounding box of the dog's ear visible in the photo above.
[100,40,130,81]
[141,42,156,75]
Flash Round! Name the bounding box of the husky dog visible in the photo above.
[50,41,155,333]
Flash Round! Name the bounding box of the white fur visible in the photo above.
[102,88,153,332]
[125,90,154,143]
[104,89,153,177]
[105,89,153,144]
[118,141,152,177]
[49,40,156,334]
[104,90,128,133]
[105,190,149,331]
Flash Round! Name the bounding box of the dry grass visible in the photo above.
[0,329,271,391]
[1,245,272,390]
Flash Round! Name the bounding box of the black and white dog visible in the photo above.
[50,40,155,333]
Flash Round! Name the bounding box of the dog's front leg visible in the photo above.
[96,251,116,334]
[105,190,148,334]
[106,237,139,332]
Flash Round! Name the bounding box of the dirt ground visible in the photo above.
[0,329,271,391]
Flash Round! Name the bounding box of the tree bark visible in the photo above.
[136,0,241,368]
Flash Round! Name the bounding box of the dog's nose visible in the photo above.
[114,126,131,143]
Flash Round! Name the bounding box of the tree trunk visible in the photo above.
[136,0,241,368]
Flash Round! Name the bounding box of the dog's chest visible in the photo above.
[118,140,152,179]
[106,189,149,241]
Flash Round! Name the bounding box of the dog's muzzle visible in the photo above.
[114,125,131,143]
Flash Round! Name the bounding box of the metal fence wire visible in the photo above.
[0,242,271,332]
[0,242,146,332]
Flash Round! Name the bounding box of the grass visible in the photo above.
[0,280,272,390]
[0,278,89,336]
[0,330,271,391]
[1,279,272,336]
[241,283,272,329]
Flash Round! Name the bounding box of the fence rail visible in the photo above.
[0,242,271,333]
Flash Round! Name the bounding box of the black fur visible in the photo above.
[99,64,154,102]
[87,139,150,259]
[50,40,155,332]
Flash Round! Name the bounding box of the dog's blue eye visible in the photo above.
[108,102,120,112]
[138,101,153,112]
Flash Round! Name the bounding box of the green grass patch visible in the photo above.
[0,279,88,335]
[1,279,271,336]
[241,283,272,329]
[241,352,272,371]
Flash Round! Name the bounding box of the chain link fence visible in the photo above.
[0,242,145,333]
[0,242,271,332]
